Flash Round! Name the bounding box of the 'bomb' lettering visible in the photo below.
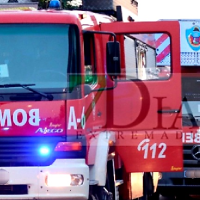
[0,109,40,127]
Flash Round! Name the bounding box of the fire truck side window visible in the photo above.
[121,33,171,81]
[83,33,96,84]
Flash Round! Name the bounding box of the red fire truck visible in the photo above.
[0,3,183,200]
[155,20,200,199]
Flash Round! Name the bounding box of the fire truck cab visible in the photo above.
[0,3,183,200]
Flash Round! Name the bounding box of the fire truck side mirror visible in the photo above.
[106,41,121,77]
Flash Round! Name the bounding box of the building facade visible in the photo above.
[82,0,138,21]
[0,0,138,21]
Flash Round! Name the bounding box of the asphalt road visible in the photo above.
[159,195,200,200]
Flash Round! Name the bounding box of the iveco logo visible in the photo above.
[191,145,200,160]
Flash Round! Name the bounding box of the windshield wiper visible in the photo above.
[0,83,53,101]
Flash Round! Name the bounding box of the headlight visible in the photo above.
[45,174,84,187]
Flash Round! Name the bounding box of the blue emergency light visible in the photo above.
[49,0,61,9]
[39,146,50,156]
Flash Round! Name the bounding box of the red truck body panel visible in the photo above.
[100,21,183,172]
[0,101,66,136]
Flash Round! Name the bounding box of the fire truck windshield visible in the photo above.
[0,23,80,92]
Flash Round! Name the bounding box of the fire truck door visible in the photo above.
[101,21,183,172]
